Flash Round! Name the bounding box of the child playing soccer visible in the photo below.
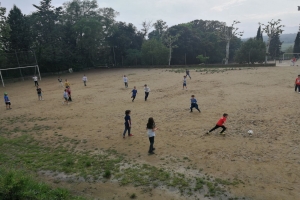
[130,86,137,102]
[36,86,43,101]
[64,79,70,88]
[66,86,72,101]
[82,75,88,86]
[58,77,63,87]
[4,92,11,109]
[144,84,150,101]
[190,95,201,112]
[207,113,228,135]
[123,110,133,138]
[33,75,39,86]
[186,69,191,79]
[295,74,300,93]
[63,89,69,105]
[183,76,187,90]
[123,75,128,88]
[146,117,158,154]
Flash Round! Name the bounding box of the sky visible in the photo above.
[1,0,300,38]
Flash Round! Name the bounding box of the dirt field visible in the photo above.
[1,66,300,200]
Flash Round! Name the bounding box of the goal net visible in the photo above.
[0,51,41,87]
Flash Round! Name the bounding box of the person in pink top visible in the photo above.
[206,113,228,135]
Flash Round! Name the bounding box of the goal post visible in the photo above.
[0,65,41,87]
[0,50,41,87]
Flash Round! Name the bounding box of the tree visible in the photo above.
[256,25,263,41]
[141,20,152,39]
[218,20,243,64]
[148,19,168,40]
[234,38,265,64]
[196,55,209,63]
[163,31,179,66]
[141,39,168,65]
[0,5,10,51]
[7,5,31,51]
[269,32,282,59]
[261,19,284,63]
[293,32,300,57]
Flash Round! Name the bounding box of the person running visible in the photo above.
[58,77,63,87]
[292,57,296,66]
[63,89,69,105]
[66,86,72,101]
[123,75,128,88]
[186,69,191,79]
[190,95,201,113]
[4,92,11,110]
[33,75,39,86]
[183,76,188,90]
[82,75,88,86]
[130,86,137,102]
[207,113,228,135]
[144,84,150,101]
[146,117,158,154]
[64,79,70,88]
[123,110,133,138]
[36,86,43,101]
[295,74,300,93]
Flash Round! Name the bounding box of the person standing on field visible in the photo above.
[123,110,133,138]
[58,77,63,87]
[66,86,72,101]
[207,113,228,135]
[183,76,188,90]
[123,75,128,88]
[186,69,191,79]
[36,86,43,101]
[295,74,300,93]
[4,92,11,110]
[64,79,70,88]
[33,75,39,86]
[144,84,150,101]
[82,75,88,86]
[146,117,157,154]
[190,95,201,113]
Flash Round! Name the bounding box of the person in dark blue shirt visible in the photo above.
[130,86,137,102]
[123,110,133,138]
[4,92,11,110]
[190,95,201,113]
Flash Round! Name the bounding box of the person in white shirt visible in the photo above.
[146,117,158,154]
[32,75,39,86]
[82,75,88,86]
[144,84,150,101]
[123,75,128,88]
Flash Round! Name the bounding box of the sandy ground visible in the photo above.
[1,66,300,200]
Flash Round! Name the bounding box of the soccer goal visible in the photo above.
[0,51,41,87]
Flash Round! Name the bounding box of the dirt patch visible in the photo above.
[1,67,300,199]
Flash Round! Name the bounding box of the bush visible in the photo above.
[0,167,84,200]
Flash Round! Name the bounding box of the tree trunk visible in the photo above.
[225,40,230,65]
[265,37,271,64]
[168,45,172,66]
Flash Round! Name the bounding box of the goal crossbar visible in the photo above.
[0,65,41,87]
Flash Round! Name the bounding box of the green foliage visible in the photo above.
[235,38,265,64]
[256,25,263,41]
[0,168,85,200]
[269,32,282,59]
[293,32,300,56]
[141,39,169,65]
[196,54,209,63]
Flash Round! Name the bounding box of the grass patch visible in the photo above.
[0,167,85,200]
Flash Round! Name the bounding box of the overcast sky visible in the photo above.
[1,0,300,38]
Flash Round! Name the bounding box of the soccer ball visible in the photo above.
[248,130,253,136]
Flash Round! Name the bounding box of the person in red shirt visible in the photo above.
[207,113,228,135]
[295,75,300,93]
